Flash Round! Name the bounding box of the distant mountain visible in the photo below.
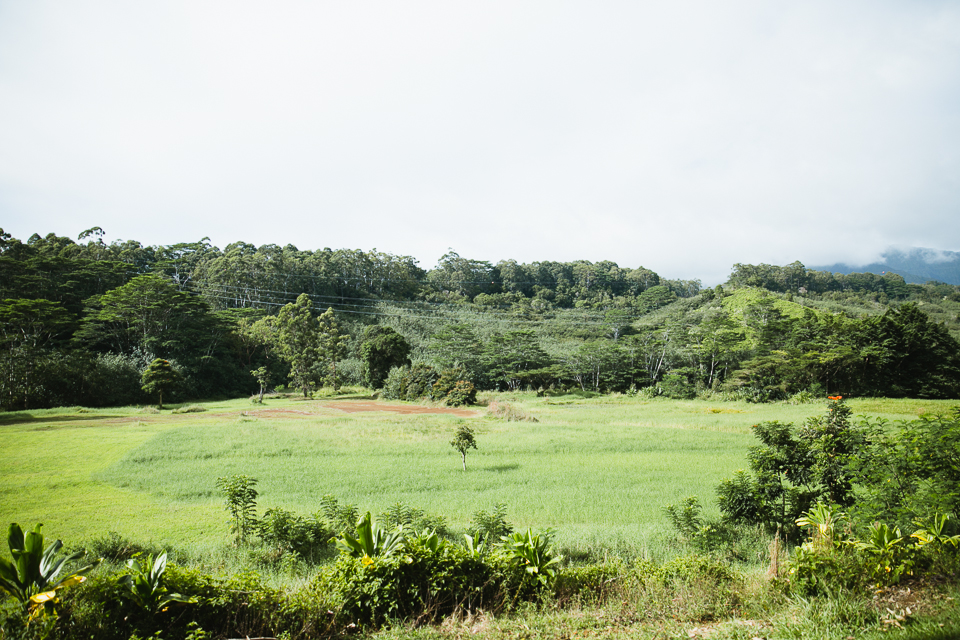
[811,247,960,285]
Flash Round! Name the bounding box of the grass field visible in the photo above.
[1,392,956,562]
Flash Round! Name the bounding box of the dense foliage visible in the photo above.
[2,228,959,410]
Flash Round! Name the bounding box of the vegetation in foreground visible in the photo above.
[1,395,959,638]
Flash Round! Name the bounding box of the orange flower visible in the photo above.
[828,395,842,400]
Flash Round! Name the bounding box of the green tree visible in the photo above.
[275,293,320,397]
[75,274,213,360]
[251,366,269,403]
[317,307,350,391]
[484,329,552,391]
[450,424,478,470]
[140,358,181,409]
[358,325,411,389]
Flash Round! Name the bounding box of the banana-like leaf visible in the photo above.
[0,523,98,605]
[7,524,25,557]
[336,512,405,559]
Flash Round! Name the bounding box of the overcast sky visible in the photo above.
[1,1,958,285]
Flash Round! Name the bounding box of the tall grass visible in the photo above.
[1,393,954,556]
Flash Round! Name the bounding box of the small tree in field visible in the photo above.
[451,424,478,471]
[251,366,269,403]
[140,358,181,409]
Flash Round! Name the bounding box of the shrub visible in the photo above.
[215,475,259,544]
[172,404,206,414]
[431,367,477,406]
[444,380,477,406]
[404,363,439,401]
[659,370,696,399]
[486,402,538,422]
[378,502,448,537]
[470,502,513,541]
[318,494,359,537]
[381,365,409,400]
[319,538,504,625]
[84,532,169,563]
[554,561,626,604]
[257,507,331,560]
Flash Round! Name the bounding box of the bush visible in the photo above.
[404,363,439,401]
[554,561,626,604]
[444,380,477,406]
[659,371,696,399]
[486,402,538,422]
[318,540,504,625]
[431,367,477,406]
[381,365,409,401]
[172,404,206,414]
[470,502,513,540]
[257,507,331,560]
[318,494,359,537]
[83,532,171,563]
[378,502,448,537]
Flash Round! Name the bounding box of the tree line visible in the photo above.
[1,228,959,410]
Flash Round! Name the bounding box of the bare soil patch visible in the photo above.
[318,400,478,417]
[238,400,478,419]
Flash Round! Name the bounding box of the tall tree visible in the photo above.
[275,293,320,397]
[317,307,350,391]
[74,275,213,360]
[358,325,411,389]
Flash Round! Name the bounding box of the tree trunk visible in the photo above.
[461,452,467,471]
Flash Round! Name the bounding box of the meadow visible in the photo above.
[1,391,952,562]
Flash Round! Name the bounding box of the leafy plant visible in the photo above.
[912,513,960,549]
[257,506,329,558]
[335,512,405,561]
[501,528,563,588]
[462,533,489,559]
[379,501,448,536]
[318,494,359,537]
[140,358,182,409]
[855,522,914,585]
[119,552,194,614]
[0,523,98,615]
[215,475,259,544]
[795,501,848,552]
[664,496,727,553]
[470,502,513,540]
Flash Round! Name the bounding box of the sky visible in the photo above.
[1,1,959,286]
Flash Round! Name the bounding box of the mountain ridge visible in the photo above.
[810,247,960,285]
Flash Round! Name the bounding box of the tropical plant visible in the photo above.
[855,522,913,585]
[215,475,259,544]
[119,551,194,614]
[501,528,563,588]
[912,513,960,549]
[335,512,405,561]
[0,523,98,614]
[795,501,848,552]
[462,533,489,559]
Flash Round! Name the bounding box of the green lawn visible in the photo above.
[1,393,955,558]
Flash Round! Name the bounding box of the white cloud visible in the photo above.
[2,1,959,285]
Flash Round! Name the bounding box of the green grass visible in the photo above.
[0,393,956,558]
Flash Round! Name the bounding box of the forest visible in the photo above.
[2,227,960,411]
